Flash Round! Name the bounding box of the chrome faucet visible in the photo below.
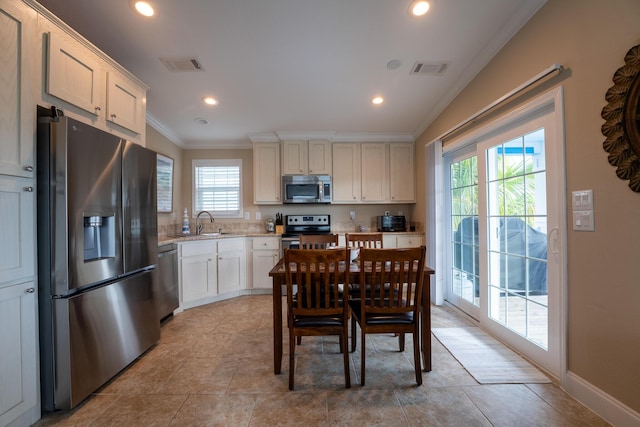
[195,210,215,235]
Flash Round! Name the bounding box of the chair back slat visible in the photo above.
[299,234,339,249]
[345,232,383,249]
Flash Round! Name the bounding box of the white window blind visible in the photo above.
[193,159,242,217]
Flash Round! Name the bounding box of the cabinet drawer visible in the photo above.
[179,241,215,257]
[252,237,280,250]
[218,238,244,253]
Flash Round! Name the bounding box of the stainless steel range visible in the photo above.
[281,214,331,249]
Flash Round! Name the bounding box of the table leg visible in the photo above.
[272,275,283,374]
[422,274,432,371]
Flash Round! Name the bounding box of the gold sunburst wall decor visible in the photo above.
[601,44,640,192]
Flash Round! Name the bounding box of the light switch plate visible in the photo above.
[244,212,250,220]
[255,212,261,220]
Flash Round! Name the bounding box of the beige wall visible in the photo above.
[145,126,184,233]
[415,0,640,413]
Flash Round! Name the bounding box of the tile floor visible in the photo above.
[34,295,609,426]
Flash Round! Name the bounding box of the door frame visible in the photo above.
[435,87,567,380]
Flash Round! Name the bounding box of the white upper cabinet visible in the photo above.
[253,142,281,204]
[41,20,148,144]
[332,142,415,204]
[389,142,415,202]
[0,0,36,178]
[361,143,388,203]
[106,71,146,134]
[332,143,361,203]
[282,140,331,175]
[47,31,102,116]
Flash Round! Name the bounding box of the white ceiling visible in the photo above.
[34,0,546,148]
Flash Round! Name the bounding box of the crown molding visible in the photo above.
[275,131,336,141]
[146,113,184,147]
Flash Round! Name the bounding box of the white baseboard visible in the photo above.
[564,371,640,427]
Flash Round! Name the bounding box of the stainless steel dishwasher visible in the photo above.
[154,243,179,321]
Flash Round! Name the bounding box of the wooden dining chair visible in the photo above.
[349,246,426,386]
[345,233,383,300]
[299,233,339,249]
[284,247,351,390]
[345,232,383,249]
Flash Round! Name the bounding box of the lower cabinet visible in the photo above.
[250,237,281,292]
[217,238,246,295]
[0,281,37,427]
[179,241,217,308]
[382,233,425,249]
[178,238,247,309]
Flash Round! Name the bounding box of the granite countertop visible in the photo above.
[158,232,277,245]
[159,230,423,245]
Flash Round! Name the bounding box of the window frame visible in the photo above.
[192,159,243,219]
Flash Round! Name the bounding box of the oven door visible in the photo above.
[281,237,299,250]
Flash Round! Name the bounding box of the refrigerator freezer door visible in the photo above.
[43,271,160,410]
[122,141,158,273]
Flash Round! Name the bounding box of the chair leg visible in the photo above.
[350,317,357,352]
[413,331,422,385]
[360,328,366,386]
[399,333,405,352]
[342,330,351,388]
[297,336,302,345]
[289,332,296,390]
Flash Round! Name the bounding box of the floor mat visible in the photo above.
[432,327,551,384]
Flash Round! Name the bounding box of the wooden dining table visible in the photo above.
[268,257,435,375]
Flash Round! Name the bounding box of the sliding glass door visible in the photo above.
[442,88,565,376]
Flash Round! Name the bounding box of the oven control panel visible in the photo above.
[285,214,330,226]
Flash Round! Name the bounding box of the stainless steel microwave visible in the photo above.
[282,175,331,204]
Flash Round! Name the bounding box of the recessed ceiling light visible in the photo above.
[203,97,219,106]
[387,59,402,70]
[371,96,384,105]
[131,1,154,17]
[409,1,430,16]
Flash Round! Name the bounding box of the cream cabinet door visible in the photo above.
[0,1,36,178]
[47,31,103,116]
[281,140,307,175]
[396,235,424,248]
[361,143,388,203]
[0,281,37,427]
[253,142,281,204]
[251,237,280,290]
[179,242,217,305]
[332,143,360,203]
[217,238,246,294]
[0,177,34,286]
[389,143,415,202]
[308,140,332,175]
[106,71,146,134]
[180,256,217,303]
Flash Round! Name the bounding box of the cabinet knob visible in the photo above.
[23,165,34,172]
[23,186,34,192]
[25,287,35,293]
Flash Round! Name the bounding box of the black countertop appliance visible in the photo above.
[377,215,406,232]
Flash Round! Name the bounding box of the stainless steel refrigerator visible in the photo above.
[36,107,160,411]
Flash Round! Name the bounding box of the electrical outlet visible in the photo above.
[244,212,250,220]
[256,212,261,220]
[349,211,356,220]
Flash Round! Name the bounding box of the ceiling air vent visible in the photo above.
[410,61,448,76]
[160,57,205,72]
